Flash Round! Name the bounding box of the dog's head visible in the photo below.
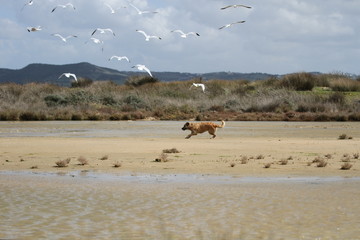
[181,122,190,131]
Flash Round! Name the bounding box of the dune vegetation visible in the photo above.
[0,72,360,121]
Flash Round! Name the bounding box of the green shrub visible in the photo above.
[279,72,316,91]
[125,75,159,87]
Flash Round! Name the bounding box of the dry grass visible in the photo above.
[77,156,88,165]
[100,155,109,160]
[155,153,169,162]
[279,159,288,165]
[340,162,353,170]
[1,72,360,121]
[162,148,180,154]
[113,161,122,168]
[55,158,71,167]
[264,163,272,168]
[338,134,353,140]
[240,156,249,164]
[316,159,328,168]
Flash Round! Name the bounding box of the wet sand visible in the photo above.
[1,121,360,239]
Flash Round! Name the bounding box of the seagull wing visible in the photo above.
[91,29,98,36]
[136,30,148,38]
[69,73,77,82]
[105,3,115,13]
[187,32,200,36]
[142,66,152,77]
[52,33,66,42]
[129,3,141,14]
[172,29,185,35]
[65,3,75,10]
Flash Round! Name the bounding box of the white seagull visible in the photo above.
[220,4,252,10]
[136,30,161,41]
[91,28,115,36]
[132,64,152,77]
[109,55,130,62]
[104,3,126,14]
[129,3,158,15]
[59,73,78,82]
[51,33,77,42]
[171,30,200,38]
[85,37,104,51]
[27,26,42,32]
[190,83,205,93]
[21,0,34,11]
[51,3,75,13]
[85,37,103,44]
[219,20,246,30]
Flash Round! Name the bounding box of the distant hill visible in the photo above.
[0,62,277,86]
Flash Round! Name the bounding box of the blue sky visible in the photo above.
[0,0,359,75]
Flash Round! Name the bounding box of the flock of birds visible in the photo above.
[22,0,252,91]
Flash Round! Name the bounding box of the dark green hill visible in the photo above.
[0,62,277,86]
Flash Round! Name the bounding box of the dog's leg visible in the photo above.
[185,131,197,139]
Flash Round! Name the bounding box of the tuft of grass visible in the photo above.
[279,159,288,165]
[113,161,122,168]
[316,159,328,168]
[230,163,236,168]
[155,153,169,162]
[77,156,88,165]
[240,156,249,164]
[264,163,272,168]
[100,155,109,160]
[340,162,353,170]
[162,148,180,154]
[256,154,265,160]
[55,158,71,167]
[30,165,38,169]
[338,134,353,140]
[353,153,359,159]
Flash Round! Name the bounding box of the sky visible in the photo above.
[0,0,359,75]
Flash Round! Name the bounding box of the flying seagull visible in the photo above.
[219,20,246,30]
[190,83,205,93]
[21,0,34,11]
[91,28,115,36]
[51,3,75,13]
[104,3,126,14]
[59,73,78,82]
[132,64,152,77]
[136,30,161,41]
[51,33,77,42]
[129,3,158,15]
[171,30,200,38]
[220,4,252,10]
[109,55,130,62]
[27,26,42,32]
[85,37,104,51]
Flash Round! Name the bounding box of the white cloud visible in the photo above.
[0,0,359,74]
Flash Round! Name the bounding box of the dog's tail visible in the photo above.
[217,120,225,128]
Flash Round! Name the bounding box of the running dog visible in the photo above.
[181,120,225,139]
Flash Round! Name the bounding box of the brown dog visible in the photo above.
[182,120,225,139]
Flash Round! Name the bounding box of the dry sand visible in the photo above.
[1,121,359,177]
[1,121,360,239]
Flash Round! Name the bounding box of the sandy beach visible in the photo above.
[1,121,360,239]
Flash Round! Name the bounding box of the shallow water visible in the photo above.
[1,172,360,240]
[0,121,359,139]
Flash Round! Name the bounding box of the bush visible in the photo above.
[125,75,159,87]
[71,78,93,88]
[279,72,315,91]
